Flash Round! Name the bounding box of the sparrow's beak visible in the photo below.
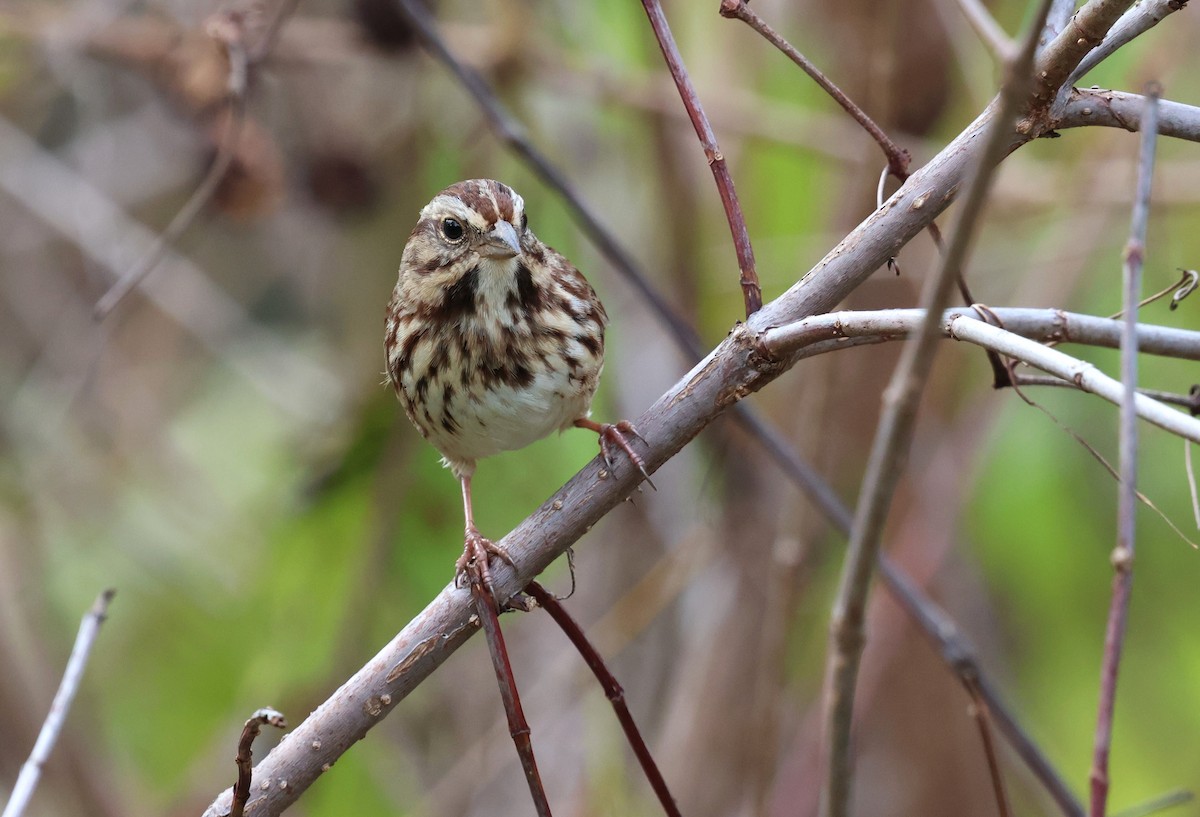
[479,219,522,259]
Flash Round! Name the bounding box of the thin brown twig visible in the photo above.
[718,0,911,181]
[820,1,1054,813]
[2,590,115,817]
[524,582,681,817]
[953,0,1016,60]
[470,578,552,817]
[93,97,246,318]
[1090,81,1159,817]
[230,708,288,817]
[94,0,303,319]
[963,678,1013,817]
[640,0,762,316]
[1105,268,1198,320]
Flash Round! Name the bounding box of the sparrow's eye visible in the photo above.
[441,218,465,242]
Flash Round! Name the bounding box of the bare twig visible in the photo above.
[93,0,303,318]
[1188,439,1200,529]
[93,99,245,318]
[3,589,115,817]
[963,678,1013,817]
[775,310,1200,442]
[0,116,345,422]
[471,580,551,817]
[1106,268,1200,320]
[1089,82,1159,817]
[718,0,911,180]
[94,25,250,319]
[524,582,681,817]
[1111,789,1194,817]
[820,4,1052,814]
[954,0,1016,60]
[766,306,1200,363]
[230,708,288,817]
[639,0,762,316]
[1057,89,1200,143]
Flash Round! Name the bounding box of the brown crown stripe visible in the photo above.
[443,179,518,227]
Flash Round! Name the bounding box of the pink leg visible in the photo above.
[455,473,515,591]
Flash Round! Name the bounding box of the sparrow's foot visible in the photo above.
[456,528,515,593]
[596,420,655,490]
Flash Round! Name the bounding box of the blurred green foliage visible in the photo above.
[2,1,1199,816]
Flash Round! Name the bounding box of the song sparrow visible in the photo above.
[385,179,649,589]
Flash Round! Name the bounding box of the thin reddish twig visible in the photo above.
[470,579,552,817]
[639,0,762,316]
[524,581,681,817]
[719,0,911,181]
[1089,82,1160,817]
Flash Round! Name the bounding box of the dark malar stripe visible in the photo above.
[515,261,542,310]
[436,266,479,320]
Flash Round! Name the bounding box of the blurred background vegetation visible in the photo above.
[1,0,1199,815]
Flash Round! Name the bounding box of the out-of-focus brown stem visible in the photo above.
[94,0,302,319]
[524,581,681,817]
[640,0,762,316]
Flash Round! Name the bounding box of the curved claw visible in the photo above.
[597,420,656,491]
[456,528,515,594]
